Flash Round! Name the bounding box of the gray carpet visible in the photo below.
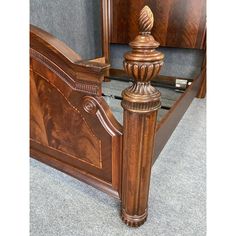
[30,98,206,236]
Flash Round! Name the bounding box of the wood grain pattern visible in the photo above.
[33,71,102,168]
[101,0,110,62]
[197,55,206,98]
[110,0,206,49]
[30,25,122,194]
[121,6,164,227]
[30,1,205,225]
[30,69,49,146]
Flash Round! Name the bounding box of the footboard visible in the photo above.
[30,25,122,197]
[30,3,204,228]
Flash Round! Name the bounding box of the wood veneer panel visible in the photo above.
[30,25,123,192]
[33,72,102,168]
[110,0,206,49]
[30,70,49,146]
[30,145,119,198]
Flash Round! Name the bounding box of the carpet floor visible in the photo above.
[30,98,206,236]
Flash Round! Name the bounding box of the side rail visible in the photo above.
[30,25,122,197]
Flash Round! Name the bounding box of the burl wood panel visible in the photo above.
[30,25,122,195]
[31,70,102,168]
[110,0,206,49]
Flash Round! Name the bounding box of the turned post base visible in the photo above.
[121,209,147,227]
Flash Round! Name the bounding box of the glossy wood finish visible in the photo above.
[31,146,119,197]
[101,0,110,62]
[110,0,206,49]
[121,6,164,227]
[30,25,122,197]
[197,56,206,98]
[30,2,204,227]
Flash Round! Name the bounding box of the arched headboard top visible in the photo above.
[30,25,110,75]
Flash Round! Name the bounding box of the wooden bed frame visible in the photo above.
[30,6,204,227]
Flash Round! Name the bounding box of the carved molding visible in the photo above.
[126,82,159,96]
[123,61,163,83]
[122,6,164,114]
[121,99,161,113]
[82,96,122,136]
[121,208,147,227]
[82,97,98,115]
[30,48,100,95]
[75,81,99,95]
[121,82,161,112]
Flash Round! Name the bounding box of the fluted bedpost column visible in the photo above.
[121,6,164,227]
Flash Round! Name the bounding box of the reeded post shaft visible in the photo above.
[121,6,164,227]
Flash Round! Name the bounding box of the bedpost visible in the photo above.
[121,6,164,227]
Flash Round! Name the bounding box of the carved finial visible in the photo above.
[122,5,164,108]
[139,6,154,34]
[123,6,164,84]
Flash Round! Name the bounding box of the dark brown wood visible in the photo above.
[197,55,206,98]
[30,25,123,196]
[101,0,110,63]
[110,0,206,49]
[121,6,164,227]
[30,146,119,198]
[30,3,205,227]
[197,69,206,98]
